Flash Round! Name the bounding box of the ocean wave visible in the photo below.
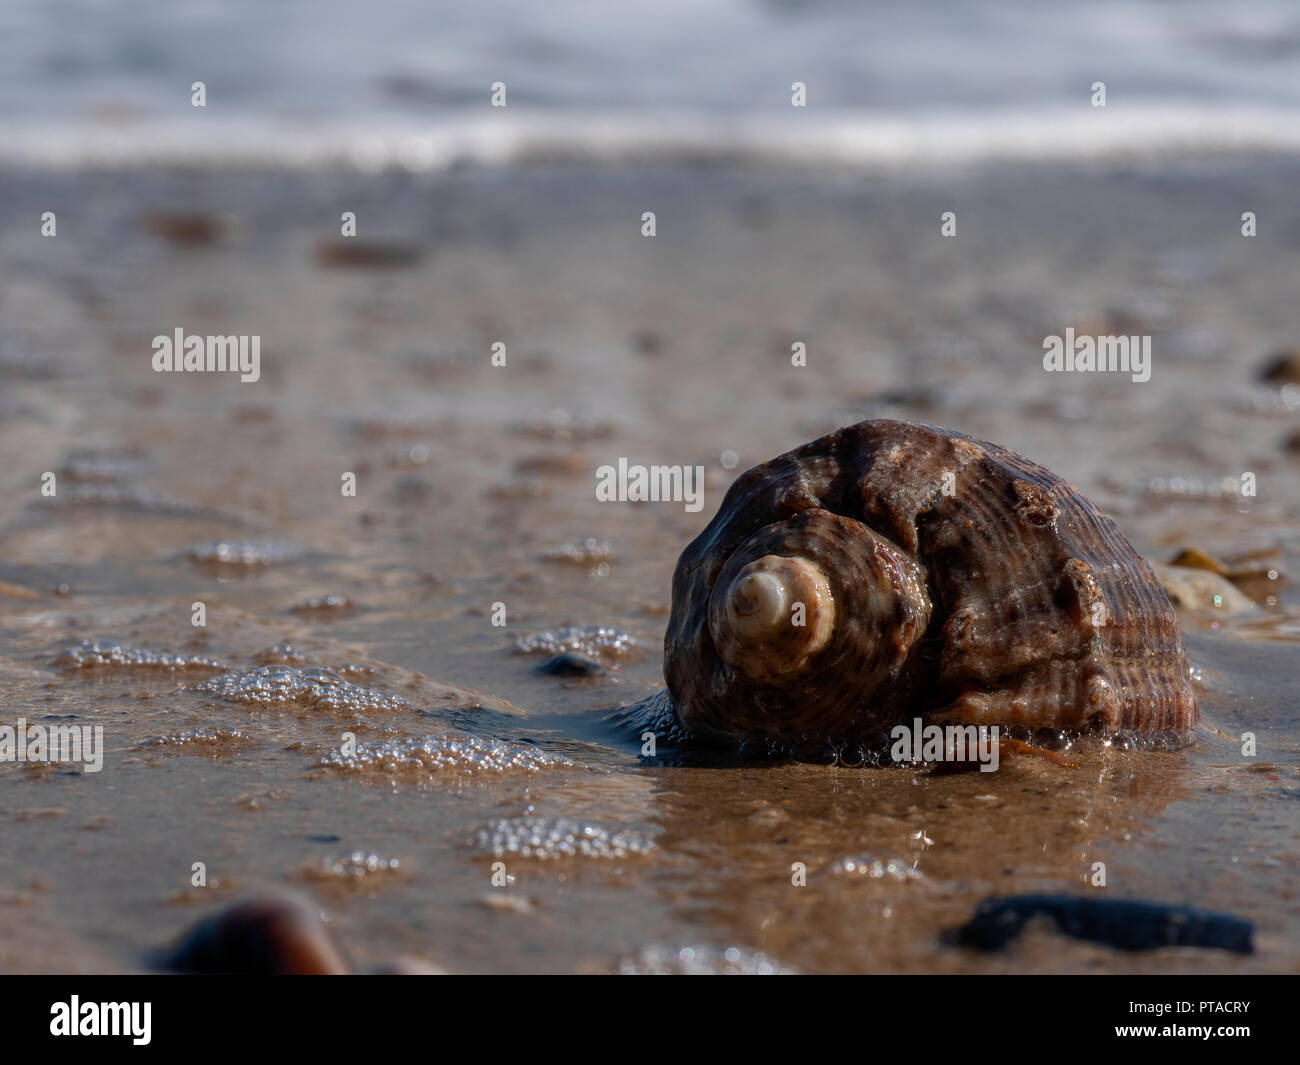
[5,104,1300,172]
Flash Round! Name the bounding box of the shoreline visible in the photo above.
[8,105,1300,173]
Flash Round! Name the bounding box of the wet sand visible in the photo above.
[1,155,1298,973]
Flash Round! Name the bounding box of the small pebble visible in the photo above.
[1260,347,1300,385]
[313,239,421,268]
[142,211,225,246]
[535,652,604,677]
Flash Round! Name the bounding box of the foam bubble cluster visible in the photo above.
[514,625,636,660]
[617,945,794,975]
[310,851,402,880]
[188,539,306,565]
[57,638,227,671]
[292,595,353,614]
[542,539,615,564]
[254,643,309,664]
[825,855,924,881]
[320,734,574,776]
[476,817,655,860]
[137,727,254,753]
[192,665,406,712]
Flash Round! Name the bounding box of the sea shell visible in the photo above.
[661,420,1197,750]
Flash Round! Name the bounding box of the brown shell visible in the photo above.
[663,419,1198,748]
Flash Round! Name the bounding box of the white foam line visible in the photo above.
[5,104,1300,171]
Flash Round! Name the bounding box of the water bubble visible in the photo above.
[617,943,795,975]
[476,817,655,860]
[193,665,405,713]
[321,733,576,779]
[514,625,636,660]
[57,638,226,672]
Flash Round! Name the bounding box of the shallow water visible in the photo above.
[1,156,1297,973]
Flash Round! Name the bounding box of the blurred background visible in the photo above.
[5,0,1300,167]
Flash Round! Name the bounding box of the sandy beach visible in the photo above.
[1,151,1297,974]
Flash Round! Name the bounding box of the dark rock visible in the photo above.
[158,893,350,974]
[1260,348,1300,384]
[952,894,1254,954]
[536,652,605,678]
[142,211,225,246]
[313,239,422,269]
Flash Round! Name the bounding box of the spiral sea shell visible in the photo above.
[662,420,1197,751]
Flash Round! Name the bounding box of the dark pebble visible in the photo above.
[142,211,224,246]
[952,894,1254,954]
[157,893,350,974]
[1260,348,1300,384]
[314,239,422,269]
[536,652,604,677]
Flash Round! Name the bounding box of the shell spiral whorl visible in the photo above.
[711,552,835,679]
[663,420,1198,750]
